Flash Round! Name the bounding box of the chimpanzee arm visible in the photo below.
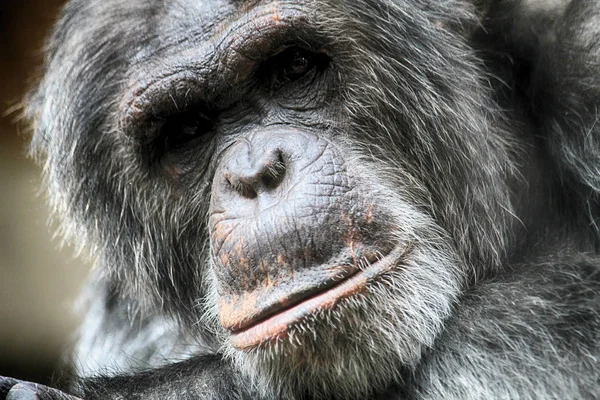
[78,356,258,400]
[2,356,259,400]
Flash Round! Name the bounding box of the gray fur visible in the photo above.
[9,0,600,399]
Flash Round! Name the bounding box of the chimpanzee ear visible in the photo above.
[472,1,600,196]
[472,0,569,52]
[533,1,600,196]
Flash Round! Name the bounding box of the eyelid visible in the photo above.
[259,46,329,90]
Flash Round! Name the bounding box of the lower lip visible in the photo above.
[229,244,408,350]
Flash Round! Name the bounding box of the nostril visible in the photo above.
[261,151,286,191]
[225,172,258,199]
[223,148,289,200]
[239,184,259,199]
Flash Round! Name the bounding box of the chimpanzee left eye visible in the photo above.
[268,47,329,86]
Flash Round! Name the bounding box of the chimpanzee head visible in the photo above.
[29,0,528,397]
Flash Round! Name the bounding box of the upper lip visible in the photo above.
[219,263,362,333]
[220,244,410,349]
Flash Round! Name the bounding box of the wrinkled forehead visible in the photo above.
[157,0,319,40]
[127,0,329,79]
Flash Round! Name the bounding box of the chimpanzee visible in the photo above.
[2,0,599,399]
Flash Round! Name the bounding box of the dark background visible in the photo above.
[0,0,90,385]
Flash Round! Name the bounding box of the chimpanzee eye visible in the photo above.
[269,47,328,86]
[279,48,313,79]
[159,109,216,151]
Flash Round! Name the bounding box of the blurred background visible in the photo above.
[0,0,90,385]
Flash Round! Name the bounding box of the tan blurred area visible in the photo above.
[0,0,90,384]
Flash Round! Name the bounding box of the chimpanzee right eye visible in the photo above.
[158,109,216,152]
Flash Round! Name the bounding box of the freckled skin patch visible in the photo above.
[229,245,408,350]
[217,255,359,332]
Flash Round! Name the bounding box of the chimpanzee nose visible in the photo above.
[211,128,328,216]
[224,145,287,199]
[213,129,306,207]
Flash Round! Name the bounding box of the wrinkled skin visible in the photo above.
[2,0,600,399]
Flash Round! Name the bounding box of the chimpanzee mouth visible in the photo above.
[227,244,410,350]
